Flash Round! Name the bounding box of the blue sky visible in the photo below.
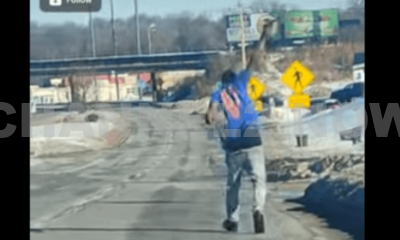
[31,0,348,25]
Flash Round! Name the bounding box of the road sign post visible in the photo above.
[281,60,315,147]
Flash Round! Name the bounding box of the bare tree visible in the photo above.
[30,11,228,60]
[64,72,100,111]
[75,74,100,103]
[348,0,364,10]
[338,0,364,43]
[345,0,364,21]
[248,0,287,13]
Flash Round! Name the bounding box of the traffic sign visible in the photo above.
[281,60,315,93]
[248,76,266,101]
[289,93,311,109]
[254,100,263,112]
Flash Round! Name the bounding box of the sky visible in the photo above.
[31,0,349,25]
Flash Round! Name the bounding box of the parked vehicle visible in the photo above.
[259,95,284,117]
[352,52,364,82]
[260,95,284,107]
[330,82,364,103]
[162,85,197,102]
[310,98,339,114]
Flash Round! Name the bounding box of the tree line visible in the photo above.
[30,13,227,60]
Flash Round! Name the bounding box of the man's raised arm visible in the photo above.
[246,15,277,72]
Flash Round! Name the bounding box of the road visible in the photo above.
[30,107,350,240]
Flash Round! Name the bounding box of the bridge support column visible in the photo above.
[151,71,159,102]
[110,71,120,101]
[68,75,78,103]
[115,72,120,101]
[138,73,142,100]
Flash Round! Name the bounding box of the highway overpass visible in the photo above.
[30,51,226,77]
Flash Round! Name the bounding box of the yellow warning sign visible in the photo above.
[248,76,266,101]
[281,60,315,93]
[289,94,311,109]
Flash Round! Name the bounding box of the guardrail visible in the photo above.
[30,61,208,77]
[30,51,221,68]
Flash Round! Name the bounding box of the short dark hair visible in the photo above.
[221,69,235,84]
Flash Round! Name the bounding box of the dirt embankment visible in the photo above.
[298,160,364,240]
[266,153,364,182]
[266,152,364,240]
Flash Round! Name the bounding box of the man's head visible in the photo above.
[221,69,235,84]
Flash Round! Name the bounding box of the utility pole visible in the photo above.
[148,28,152,54]
[89,8,97,103]
[110,0,117,55]
[134,0,141,55]
[89,10,96,57]
[238,0,246,69]
[148,24,156,54]
[110,0,119,101]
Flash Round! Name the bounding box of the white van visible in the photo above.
[353,52,364,82]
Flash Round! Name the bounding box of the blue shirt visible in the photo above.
[211,70,262,151]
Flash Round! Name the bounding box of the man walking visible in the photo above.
[206,15,276,234]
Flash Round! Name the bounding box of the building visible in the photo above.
[30,73,145,104]
[30,70,205,104]
[157,70,205,90]
[30,85,56,104]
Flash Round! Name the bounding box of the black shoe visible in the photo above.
[253,210,265,234]
[222,219,238,232]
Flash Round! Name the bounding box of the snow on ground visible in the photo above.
[30,111,130,158]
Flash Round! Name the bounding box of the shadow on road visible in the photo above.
[285,198,364,240]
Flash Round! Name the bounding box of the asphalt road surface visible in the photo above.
[30,108,350,240]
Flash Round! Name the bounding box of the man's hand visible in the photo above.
[257,15,277,49]
[246,14,277,72]
[205,101,214,125]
